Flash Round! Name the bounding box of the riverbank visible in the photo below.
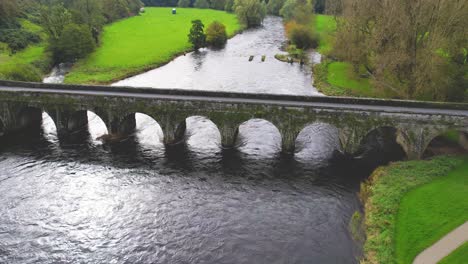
[360,155,468,264]
[64,8,240,85]
[0,20,51,82]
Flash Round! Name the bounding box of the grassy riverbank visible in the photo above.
[0,20,50,82]
[64,8,240,85]
[439,242,468,264]
[360,155,468,264]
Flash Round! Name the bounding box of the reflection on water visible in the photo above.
[0,112,390,264]
[113,16,321,96]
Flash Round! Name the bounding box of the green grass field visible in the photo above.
[360,155,467,264]
[439,242,468,264]
[65,8,240,84]
[314,15,337,54]
[395,161,468,264]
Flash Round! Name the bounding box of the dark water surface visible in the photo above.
[0,112,394,264]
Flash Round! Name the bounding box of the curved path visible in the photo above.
[413,221,468,264]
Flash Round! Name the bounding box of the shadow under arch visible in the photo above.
[18,106,43,135]
[67,110,108,141]
[356,126,407,162]
[0,117,4,136]
[236,118,282,156]
[295,122,342,161]
[423,129,468,158]
[185,115,222,151]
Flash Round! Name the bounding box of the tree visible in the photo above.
[234,0,266,28]
[266,0,286,15]
[225,0,234,12]
[280,0,312,23]
[39,3,73,41]
[178,0,191,7]
[286,20,317,49]
[194,0,210,9]
[333,0,468,101]
[0,0,19,26]
[188,19,206,50]
[70,0,105,42]
[206,21,227,47]
[52,23,96,62]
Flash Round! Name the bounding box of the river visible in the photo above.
[6,16,405,264]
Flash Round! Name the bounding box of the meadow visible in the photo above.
[65,8,240,84]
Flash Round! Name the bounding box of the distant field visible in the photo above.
[65,8,240,84]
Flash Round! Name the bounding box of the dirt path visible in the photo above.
[413,221,468,264]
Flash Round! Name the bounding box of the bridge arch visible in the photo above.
[67,110,108,139]
[422,129,468,158]
[185,116,222,149]
[356,126,407,159]
[236,118,282,155]
[295,122,342,157]
[120,113,164,144]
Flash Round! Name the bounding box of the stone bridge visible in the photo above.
[0,80,467,159]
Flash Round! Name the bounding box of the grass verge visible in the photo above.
[64,7,240,85]
[439,242,468,264]
[359,155,468,264]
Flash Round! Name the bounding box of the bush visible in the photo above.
[0,64,42,82]
[194,0,210,9]
[225,0,235,12]
[52,23,96,63]
[206,21,228,47]
[178,0,191,7]
[266,0,286,15]
[286,21,318,49]
[0,29,41,53]
[188,19,206,50]
[234,0,266,28]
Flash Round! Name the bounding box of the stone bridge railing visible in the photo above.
[0,80,467,159]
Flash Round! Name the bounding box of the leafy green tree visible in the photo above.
[39,3,73,41]
[266,0,285,15]
[194,0,210,9]
[52,23,96,62]
[0,0,19,26]
[206,21,227,47]
[234,0,266,28]
[178,0,191,7]
[224,0,234,12]
[188,19,206,50]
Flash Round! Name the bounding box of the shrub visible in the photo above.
[206,21,228,47]
[52,23,96,63]
[0,29,41,53]
[266,0,286,15]
[194,0,210,9]
[286,21,318,49]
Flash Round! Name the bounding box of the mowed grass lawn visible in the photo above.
[65,8,240,84]
[314,14,337,54]
[395,160,468,264]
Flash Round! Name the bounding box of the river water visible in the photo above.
[6,16,403,264]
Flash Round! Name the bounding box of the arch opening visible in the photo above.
[185,116,221,152]
[124,113,164,147]
[357,127,406,162]
[423,130,468,158]
[295,123,341,162]
[41,112,58,142]
[67,110,108,142]
[236,119,282,156]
